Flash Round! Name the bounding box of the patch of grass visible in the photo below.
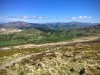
[0,47,48,58]
[0,69,8,75]
[0,40,26,47]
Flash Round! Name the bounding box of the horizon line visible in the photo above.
[1,21,100,24]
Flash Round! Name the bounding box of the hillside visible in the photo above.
[0,28,22,34]
[0,37,100,75]
[0,28,43,47]
[77,24,100,35]
[0,23,100,47]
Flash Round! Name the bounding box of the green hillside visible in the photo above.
[0,24,100,47]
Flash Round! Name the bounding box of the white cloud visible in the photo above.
[16,16,23,19]
[4,16,16,18]
[77,16,92,19]
[78,16,83,19]
[88,17,92,19]
[44,16,49,19]
[31,16,38,19]
[84,16,88,18]
[53,17,58,20]
[72,17,76,20]
[84,16,92,19]
[23,16,29,19]
[3,16,49,20]
[66,18,69,20]
[4,16,9,18]
[3,15,92,22]
[38,16,43,19]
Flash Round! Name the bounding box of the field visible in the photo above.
[0,37,100,75]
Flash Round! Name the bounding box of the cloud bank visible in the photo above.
[3,15,92,20]
[4,16,50,20]
[2,15,92,23]
[78,16,92,19]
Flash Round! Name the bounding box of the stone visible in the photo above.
[37,62,45,67]
[79,68,85,75]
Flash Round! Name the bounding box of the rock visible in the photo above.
[70,68,75,72]
[79,68,85,75]
[37,62,45,67]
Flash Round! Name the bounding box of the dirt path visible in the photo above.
[0,36,99,50]
[0,36,99,69]
[0,55,32,69]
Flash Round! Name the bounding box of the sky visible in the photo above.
[0,0,100,23]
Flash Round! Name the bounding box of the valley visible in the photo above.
[0,21,100,47]
[0,21,100,75]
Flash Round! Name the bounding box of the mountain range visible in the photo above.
[0,21,99,31]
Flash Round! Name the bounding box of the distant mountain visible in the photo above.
[1,21,31,29]
[77,24,100,35]
[0,21,99,31]
[0,22,4,27]
[0,22,5,24]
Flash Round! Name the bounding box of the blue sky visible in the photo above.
[0,0,100,23]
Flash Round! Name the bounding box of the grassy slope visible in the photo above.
[0,28,42,47]
[0,39,100,75]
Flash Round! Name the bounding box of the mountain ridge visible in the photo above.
[0,21,99,30]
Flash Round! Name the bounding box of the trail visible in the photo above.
[0,36,99,50]
[0,55,31,69]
